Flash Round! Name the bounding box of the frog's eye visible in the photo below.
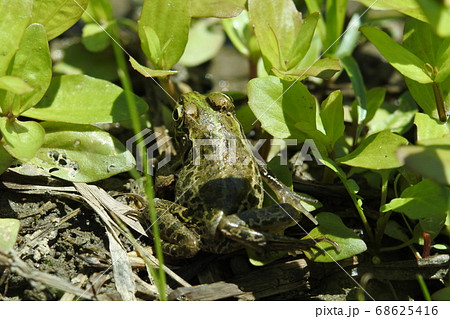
[172,107,184,123]
[207,93,234,113]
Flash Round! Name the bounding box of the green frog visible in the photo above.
[145,91,335,258]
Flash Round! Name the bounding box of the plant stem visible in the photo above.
[416,274,432,301]
[110,22,167,300]
[379,170,390,208]
[432,81,447,122]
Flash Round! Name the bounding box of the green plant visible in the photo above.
[0,0,147,182]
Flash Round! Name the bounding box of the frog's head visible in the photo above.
[173,91,237,139]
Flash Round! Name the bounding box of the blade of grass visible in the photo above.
[109,20,167,300]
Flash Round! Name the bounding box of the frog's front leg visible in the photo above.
[151,199,201,258]
[258,165,319,225]
[218,203,338,252]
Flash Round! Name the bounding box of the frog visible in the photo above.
[142,91,337,258]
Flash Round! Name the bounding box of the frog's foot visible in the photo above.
[144,199,201,258]
[218,206,339,253]
[219,218,338,253]
[258,165,319,225]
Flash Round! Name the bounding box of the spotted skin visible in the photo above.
[141,92,335,258]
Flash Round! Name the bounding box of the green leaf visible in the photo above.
[249,0,303,71]
[247,76,315,140]
[286,12,319,70]
[320,90,345,148]
[0,118,45,161]
[341,55,367,123]
[336,13,361,58]
[403,17,441,67]
[363,87,386,124]
[129,57,178,78]
[436,38,450,83]
[23,75,148,124]
[303,212,367,262]
[138,0,191,69]
[415,0,450,38]
[222,10,251,57]
[5,23,52,114]
[360,26,433,84]
[337,130,408,170]
[432,287,450,301]
[0,0,32,76]
[81,22,112,52]
[32,0,90,40]
[356,0,427,22]
[397,143,450,186]
[414,113,450,141]
[272,58,341,81]
[27,122,135,182]
[52,42,118,82]
[0,219,20,252]
[367,91,417,136]
[0,145,13,175]
[140,26,162,67]
[179,19,226,67]
[325,0,348,56]
[381,179,449,219]
[191,0,245,18]
[0,76,34,95]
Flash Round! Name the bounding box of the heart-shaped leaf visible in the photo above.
[303,212,367,262]
[0,118,45,160]
[27,122,135,182]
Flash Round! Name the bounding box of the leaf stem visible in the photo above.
[432,81,447,122]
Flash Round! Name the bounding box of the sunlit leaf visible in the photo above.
[361,26,433,84]
[272,58,341,81]
[32,0,90,40]
[0,118,45,160]
[179,19,225,67]
[381,179,449,219]
[191,0,245,18]
[337,130,408,170]
[23,75,148,123]
[5,23,52,114]
[247,76,315,140]
[138,0,191,69]
[129,57,178,78]
[397,141,450,186]
[81,22,112,52]
[0,0,32,76]
[320,90,344,148]
[414,113,450,141]
[27,122,135,182]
